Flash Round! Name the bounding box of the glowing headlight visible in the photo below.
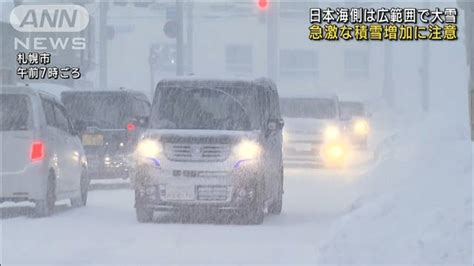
[282,130,289,143]
[328,145,344,158]
[320,142,347,167]
[234,140,262,160]
[353,119,370,135]
[135,139,162,158]
[324,125,341,141]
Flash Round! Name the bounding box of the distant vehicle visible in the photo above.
[339,101,370,149]
[281,95,347,168]
[61,90,150,180]
[134,78,284,224]
[0,86,88,217]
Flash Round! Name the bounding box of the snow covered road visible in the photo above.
[1,168,366,265]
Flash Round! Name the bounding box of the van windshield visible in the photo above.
[281,98,338,119]
[62,93,133,129]
[150,87,259,131]
[0,94,31,131]
[340,102,365,119]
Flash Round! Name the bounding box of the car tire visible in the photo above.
[34,172,56,217]
[136,205,154,223]
[269,169,283,215]
[71,171,89,207]
[244,182,264,225]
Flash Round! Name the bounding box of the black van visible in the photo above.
[61,90,150,180]
[133,78,284,224]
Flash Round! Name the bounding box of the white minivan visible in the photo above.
[0,86,89,217]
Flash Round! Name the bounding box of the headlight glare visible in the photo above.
[324,125,341,141]
[135,139,162,158]
[234,140,262,160]
[353,119,370,135]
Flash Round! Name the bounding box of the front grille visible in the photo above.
[164,143,231,162]
[172,170,229,178]
[197,185,231,201]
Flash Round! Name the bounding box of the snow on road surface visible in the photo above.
[1,168,365,265]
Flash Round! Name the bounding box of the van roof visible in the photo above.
[280,93,339,101]
[157,78,277,93]
[61,90,150,102]
[61,89,146,96]
[1,85,58,100]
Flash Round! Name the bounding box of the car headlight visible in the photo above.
[135,139,162,158]
[324,125,341,141]
[320,141,347,166]
[327,145,344,158]
[234,140,262,160]
[353,119,370,135]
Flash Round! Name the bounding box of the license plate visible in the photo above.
[82,134,104,146]
[166,185,195,201]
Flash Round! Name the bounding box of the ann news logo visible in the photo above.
[9,4,89,32]
[9,5,89,50]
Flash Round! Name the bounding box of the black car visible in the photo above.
[61,90,150,180]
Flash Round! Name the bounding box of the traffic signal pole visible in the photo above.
[176,0,185,76]
[266,1,278,81]
[99,1,108,89]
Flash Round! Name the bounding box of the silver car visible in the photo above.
[0,86,88,217]
[134,78,285,224]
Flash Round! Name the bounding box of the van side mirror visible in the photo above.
[267,118,284,134]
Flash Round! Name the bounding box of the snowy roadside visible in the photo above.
[316,115,473,265]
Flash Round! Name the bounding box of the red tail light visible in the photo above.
[31,141,45,162]
[127,122,136,132]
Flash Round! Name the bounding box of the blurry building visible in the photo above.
[458,1,473,139]
[105,0,468,115]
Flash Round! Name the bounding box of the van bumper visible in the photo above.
[0,163,48,202]
[134,164,261,211]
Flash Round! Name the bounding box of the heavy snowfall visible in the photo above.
[0,0,472,265]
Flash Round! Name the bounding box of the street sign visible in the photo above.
[166,7,176,20]
[163,20,178,39]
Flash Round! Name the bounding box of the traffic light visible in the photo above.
[257,0,268,10]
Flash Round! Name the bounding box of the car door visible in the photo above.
[266,90,284,201]
[52,101,82,193]
[40,96,68,195]
[258,87,280,202]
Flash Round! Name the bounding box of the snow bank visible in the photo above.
[317,114,472,265]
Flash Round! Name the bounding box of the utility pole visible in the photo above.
[186,0,194,74]
[267,0,279,81]
[176,0,184,76]
[99,1,108,89]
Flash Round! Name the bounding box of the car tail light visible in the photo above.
[127,122,136,132]
[31,141,45,161]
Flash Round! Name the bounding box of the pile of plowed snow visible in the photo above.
[317,115,472,264]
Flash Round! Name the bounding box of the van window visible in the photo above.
[281,98,338,119]
[0,94,31,131]
[151,87,255,131]
[62,92,135,129]
[53,103,71,134]
[41,98,56,127]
